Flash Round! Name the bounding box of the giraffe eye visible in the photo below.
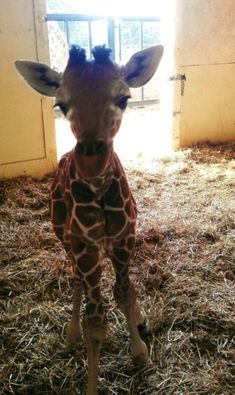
[116,95,130,110]
[53,102,68,116]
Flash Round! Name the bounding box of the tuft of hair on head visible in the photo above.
[68,45,87,67]
[92,45,112,64]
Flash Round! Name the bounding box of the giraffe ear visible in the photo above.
[14,60,61,97]
[123,45,164,88]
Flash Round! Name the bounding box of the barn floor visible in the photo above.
[0,142,235,395]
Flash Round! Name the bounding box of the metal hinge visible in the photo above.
[169,73,186,95]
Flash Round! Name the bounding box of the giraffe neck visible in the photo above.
[70,144,119,196]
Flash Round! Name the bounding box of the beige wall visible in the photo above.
[0,0,57,178]
[174,0,235,148]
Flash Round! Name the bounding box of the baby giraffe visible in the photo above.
[15,44,163,395]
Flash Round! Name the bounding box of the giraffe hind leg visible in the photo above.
[115,282,150,364]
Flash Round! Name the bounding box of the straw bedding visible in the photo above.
[0,142,234,394]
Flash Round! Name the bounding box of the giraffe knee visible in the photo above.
[66,320,82,346]
[113,282,135,312]
[83,315,108,343]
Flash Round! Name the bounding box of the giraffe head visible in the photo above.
[15,44,163,178]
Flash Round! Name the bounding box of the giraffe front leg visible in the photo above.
[66,268,83,346]
[76,250,107,395]
[83,314,107,395]
[110,245,150,365]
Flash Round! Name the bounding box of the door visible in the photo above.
[173,0,235,148]
[0,0,57,178]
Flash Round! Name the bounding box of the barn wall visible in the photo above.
[0,0,57,178]
[174,0,235,148]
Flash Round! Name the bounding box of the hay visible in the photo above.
[0,142,235,394]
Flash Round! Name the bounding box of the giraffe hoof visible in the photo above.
[133,352,151,366]
[131,337,151,366]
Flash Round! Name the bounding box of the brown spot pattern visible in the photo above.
[104,179,123,207]
[52,201,67,225]
[86,303,96,315]
[76,253,99,273]
[70,236,85,255]
[71,218,82,235]
[105,210,126,236]
[86,265,102,286]
[51,185,61,199]
[75,206,102,227]
[71,181,94,203]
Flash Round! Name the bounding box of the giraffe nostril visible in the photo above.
[76,142,85,156]
[95,141,107,155]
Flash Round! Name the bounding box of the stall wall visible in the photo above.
[0,0,57,178]
[174,0,235,147]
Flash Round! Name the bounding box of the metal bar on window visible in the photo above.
[107,18,115,61]
[88,21,92,57]
[46,14,109,22]
[117,16,161,22]
[65,20,69,46]
[118,19,122,64]
[140,20,144,102]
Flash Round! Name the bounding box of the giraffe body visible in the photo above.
[15,44,163,395]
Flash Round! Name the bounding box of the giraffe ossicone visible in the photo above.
[15,44,163,395]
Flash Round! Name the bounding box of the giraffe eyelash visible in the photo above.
[116,95,131,110]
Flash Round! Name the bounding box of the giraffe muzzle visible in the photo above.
[76,141,107,156]
[75,140,111,178]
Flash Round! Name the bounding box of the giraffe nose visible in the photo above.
[76,141,107,156]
